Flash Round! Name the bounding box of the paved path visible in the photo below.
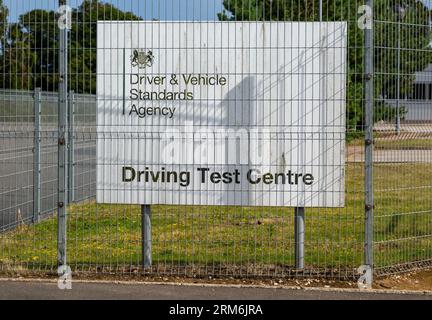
[374,123,432,133]
[0,280,431,300]
[346,146,431,163]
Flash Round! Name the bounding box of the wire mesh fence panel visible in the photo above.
[0,90,34,231]
[0,0,430,282]
[66,0,361,279]
[39,92,57,219]
[373,0,432,275]
[71,93,96,203]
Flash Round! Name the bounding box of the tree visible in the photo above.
[218,0,432,131]
[18,10,59,91]
[374,1,432,99]
[0,0,8,40]
[0,22,37,90]
[0,0,141,93]
[68,0,141,93]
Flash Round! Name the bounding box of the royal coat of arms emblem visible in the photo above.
[131,50,154,68]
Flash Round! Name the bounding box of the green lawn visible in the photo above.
[1,163,431,276]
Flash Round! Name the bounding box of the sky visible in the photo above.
[3,0,432,22]
[3,0,225,22]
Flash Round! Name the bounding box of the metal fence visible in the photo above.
[0,0,431,285]
[0,89,96,231]
[372,0,432,276]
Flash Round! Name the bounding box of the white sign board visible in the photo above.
[97,21,347,207]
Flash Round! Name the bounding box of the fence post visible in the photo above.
[33,88,41,224]
[67,90,75,204]
[364,0,374,286]
[294,207,305,269]
[142,205,152,268]
[395,13,401,135]
[58,0,69,267]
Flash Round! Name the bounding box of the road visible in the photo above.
[0,126,95,231]
[0,280,431,300]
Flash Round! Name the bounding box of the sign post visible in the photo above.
[33,87,41,224]
[141,205,152,268]
[294,207,305,269]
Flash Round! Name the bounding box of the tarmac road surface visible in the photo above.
[0,280,431,300]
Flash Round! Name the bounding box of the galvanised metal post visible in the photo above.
[396,12,401,135]
[58,0,69,267]
[294,207,305,269]
[364,0,375,285]
[33,87,41,224]
[142,205,152,268]
[395,5,406,135]
[67,90,75,204]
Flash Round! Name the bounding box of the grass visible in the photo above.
[1,162,432,276]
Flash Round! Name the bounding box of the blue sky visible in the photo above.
[4,0,431,22]
[4,0,225,22]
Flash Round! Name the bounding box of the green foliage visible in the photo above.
[0,22,37,89]
[218,0,432,131]
[374,1,432,100]
[18,10,59,91]
[68,0,141,93]
[0,0,8,40]
[0,0,141,93]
